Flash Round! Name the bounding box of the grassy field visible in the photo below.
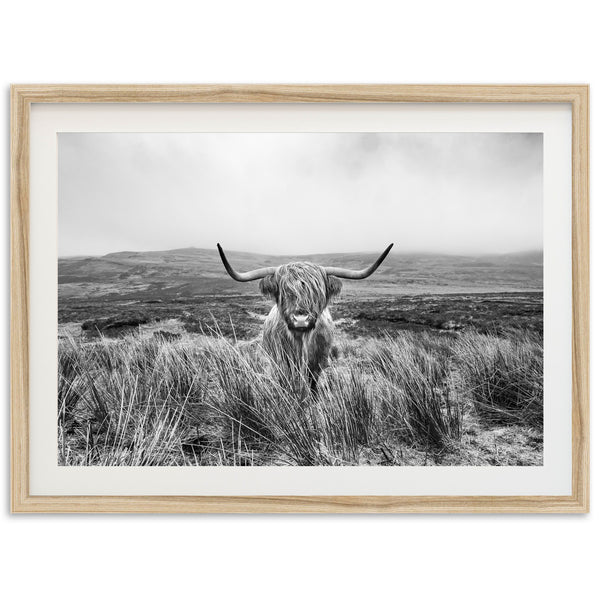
[58,247,543,466]
[58,328,543,466]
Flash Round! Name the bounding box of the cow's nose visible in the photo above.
[292,314,311,327]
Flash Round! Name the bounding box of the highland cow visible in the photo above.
[217,243,393,391]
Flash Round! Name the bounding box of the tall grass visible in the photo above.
[57,327,542,466]
[455,331,543,427]
[364,334,462,447]
[58,335,210,465]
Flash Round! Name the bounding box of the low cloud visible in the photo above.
[59,132,542,257]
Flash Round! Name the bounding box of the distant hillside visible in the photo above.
[58,247,543,300]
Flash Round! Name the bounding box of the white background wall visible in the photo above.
[1,2,596,598]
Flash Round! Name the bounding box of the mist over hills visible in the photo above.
[58,246,543,300]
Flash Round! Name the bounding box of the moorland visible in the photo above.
[58,247,543,466]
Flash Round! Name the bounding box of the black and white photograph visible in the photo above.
[57,132,543,467]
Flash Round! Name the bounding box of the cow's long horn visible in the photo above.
[217,243,277,282]
[324,243,394,280]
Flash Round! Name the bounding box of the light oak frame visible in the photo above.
[10,85,589,513]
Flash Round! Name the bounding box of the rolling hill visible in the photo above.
[59,246,543,301]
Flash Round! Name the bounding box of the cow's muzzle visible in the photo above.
[288,314,315,331]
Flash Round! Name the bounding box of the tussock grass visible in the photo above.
[57,328,543,466]
[364,334,461,447]
[455,331,543,427]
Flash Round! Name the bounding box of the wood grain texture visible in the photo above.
[9,494,591,514]
[8,83,589,103]
[11,85,30,513]
[10,84,590,513]
[570,86,590,512]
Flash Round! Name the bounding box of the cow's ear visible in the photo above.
[326,275,342,299]
[260,274,279,300]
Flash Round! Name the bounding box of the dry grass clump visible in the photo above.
[58,336,209,465]
[363,333,462,447]
[455,331,543,427]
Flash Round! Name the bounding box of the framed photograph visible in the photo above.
[11,85,589,513]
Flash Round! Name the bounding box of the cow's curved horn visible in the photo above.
[324,243,394,280]
[217,243,277,282]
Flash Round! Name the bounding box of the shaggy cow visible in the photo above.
[217,243,393,391]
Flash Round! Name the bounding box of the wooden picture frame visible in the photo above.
[11,84,589,513]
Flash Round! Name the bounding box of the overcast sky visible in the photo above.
[58,132,542,257]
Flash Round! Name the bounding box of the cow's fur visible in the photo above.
[259,262,342,390]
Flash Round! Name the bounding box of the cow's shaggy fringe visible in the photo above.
[57,328,543,466]
[275,263,330,316]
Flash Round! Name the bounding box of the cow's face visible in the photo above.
[260,263,342,332]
